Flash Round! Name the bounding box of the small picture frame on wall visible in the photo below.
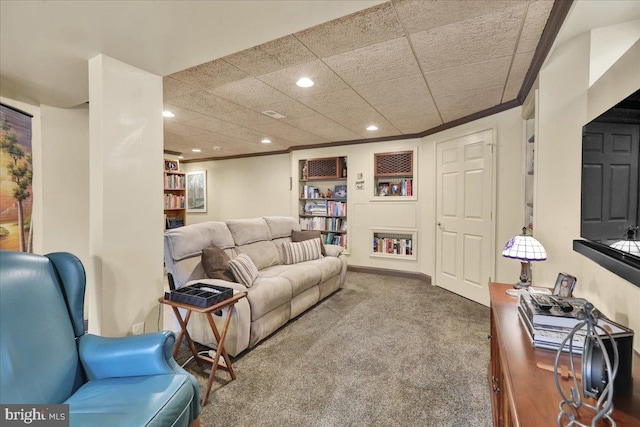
[553,272,577,297]
[186,170,207,213]
[164,159,179,171]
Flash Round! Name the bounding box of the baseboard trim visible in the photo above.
[347,265,431,285]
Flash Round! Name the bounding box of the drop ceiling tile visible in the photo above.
[163,77,199,100]
[210,77,291,109]
[336,110,402,138]
[182,116,267,144]
[224,35,318,76]
[355,74,431,107]
[377,98,440,124]
[180,116,233,133]
[216,108,278,128]
[251,120,329,145]
[387,112,444,134]
[426,56,512,99]
[516,0,554,54]
[163,121,210,137]
[169,91,244,117]
[502,83,521,102]
[501,51,534,102]
[323,37,421,87]
[436,87,504,121]
[410,6,525,72]
[252,99,317,120]
[284,114,363,141]
[168,59,249,90]
[258,59,348,99]
[375,98,441,129]
[163,104,206,122]
[297,88,373,122]
[294,2,404,58]
[393,0,526,34]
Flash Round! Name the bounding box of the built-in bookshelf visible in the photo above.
[299,156,347,250]
[164,159,185,229]
[372,150,417,200]
[371,229,417,260]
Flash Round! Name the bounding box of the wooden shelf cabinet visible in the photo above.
[489,283,640,426]
[371,229,416,260]
[164,159,185,229]
[299,156,347,250]
[373,150,416,198]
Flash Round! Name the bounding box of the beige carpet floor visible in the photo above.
[175,271,492,427]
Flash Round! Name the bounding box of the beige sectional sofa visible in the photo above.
[163,216,347,356]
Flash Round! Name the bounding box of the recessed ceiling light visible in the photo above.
[296,77,314,88]
[162,111,175,118]
[366,125,379,131]
[191,148,201,153]
[261,139,272,144]
[213,146,221,151]
[178,156,184,159]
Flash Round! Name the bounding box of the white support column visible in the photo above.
[88,54,164,337]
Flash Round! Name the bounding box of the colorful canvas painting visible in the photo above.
[0,104,33,252]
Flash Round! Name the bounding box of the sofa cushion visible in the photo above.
[201,245,235,282]
[165,221,234,262]
[302,256,343,283]
[291,230,326,256]
[228,254,259,288]
[66,374,195,426]
[281,238,323,265]
[236,241,280,270]
[277,264,322,296]
[245,276,292,320]
[263,216,301,239]
[227,218,271,246]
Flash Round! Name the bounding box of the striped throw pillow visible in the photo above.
[228,253,259,288]
[282,238,323,265]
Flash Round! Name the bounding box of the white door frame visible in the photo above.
[433,126,497,305]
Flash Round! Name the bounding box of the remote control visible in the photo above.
[530,294,553,310]
[550,296,573,312]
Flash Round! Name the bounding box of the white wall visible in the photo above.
[537,23,640,351]
[183,153,291,223]
[88,54,164,337]
[39,105,90,267]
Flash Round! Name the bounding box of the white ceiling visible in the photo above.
[163,0,556,159]
[1,0,560,161]
[0,1,384,106]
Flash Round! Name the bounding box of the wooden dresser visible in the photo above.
[489,283,640,426]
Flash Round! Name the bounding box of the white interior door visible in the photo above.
[436,130,494,306]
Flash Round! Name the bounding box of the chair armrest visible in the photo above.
[324,244,345,257]
[78,331,177,381]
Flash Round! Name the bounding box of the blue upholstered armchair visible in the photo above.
[0,251,201,427]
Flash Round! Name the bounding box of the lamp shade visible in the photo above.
[502,228,547,261]
[610,227,640,256]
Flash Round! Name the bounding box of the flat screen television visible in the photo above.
[575,89,640,286]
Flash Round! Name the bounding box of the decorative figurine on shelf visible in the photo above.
[302,164,307,180]
[319,193,325,198]
[326,188,333,198]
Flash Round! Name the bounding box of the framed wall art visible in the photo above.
[186,170,207,213]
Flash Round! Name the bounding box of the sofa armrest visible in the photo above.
[78,331,177,381]
[324,244,345,257]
